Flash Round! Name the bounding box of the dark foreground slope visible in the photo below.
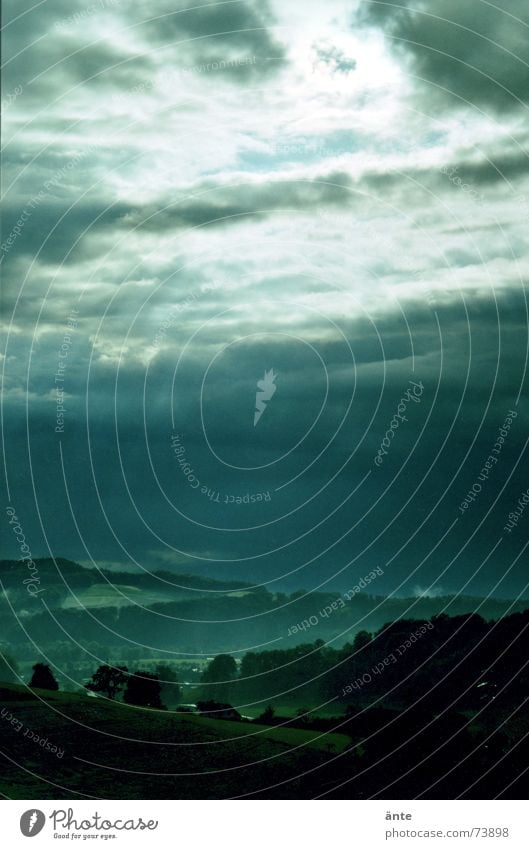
[2,682,529,800]
[0,683,344,799]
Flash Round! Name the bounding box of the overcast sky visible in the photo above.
[2,0,529,597]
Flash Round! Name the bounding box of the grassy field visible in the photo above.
[239,702,343,720]
[0,682,351,799]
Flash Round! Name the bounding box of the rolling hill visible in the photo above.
[0,682,344,799]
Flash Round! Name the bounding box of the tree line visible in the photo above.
[201,609,529,712]
[15,662,178,710]
[3,607,529,717]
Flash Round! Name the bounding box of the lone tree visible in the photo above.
[29,663,59,691]
[123,671,164,709]
[257,705,275,724]
[154,663,181,707]
[201,654,237,701]
[85,665,128,700]
[353,630,372,651]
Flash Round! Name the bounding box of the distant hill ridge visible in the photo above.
[0,558,255,594]
[1,558,529,652]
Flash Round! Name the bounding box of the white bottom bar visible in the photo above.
[1,800,527,848]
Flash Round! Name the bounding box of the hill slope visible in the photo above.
[0,682,342,799]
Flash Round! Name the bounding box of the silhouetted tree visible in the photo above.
[29,663,58,691]
[85,665,128,700]
[295,707,312,725]
[201,654,237,700]
[154,663,181,706]
[353,630,372,651]
[257,705,275,723]
[123,670,164,708]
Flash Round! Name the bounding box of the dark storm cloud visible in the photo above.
[4,147,527,282]
[55,44,150,90]
[3,1,529,601]
[141,0,287,76]
[354,147,529,218]
[1,170,355,276]
[3,0,149,98]
[3,0,73,52]
[3,285,528,593]
[357,0,529,112]
[119,171,355,231]
[0,199,133,266]
[446,150,529,187]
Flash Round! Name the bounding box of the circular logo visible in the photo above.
[20,810,46,837]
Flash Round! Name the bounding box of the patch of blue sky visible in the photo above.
[238,129,359,170]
